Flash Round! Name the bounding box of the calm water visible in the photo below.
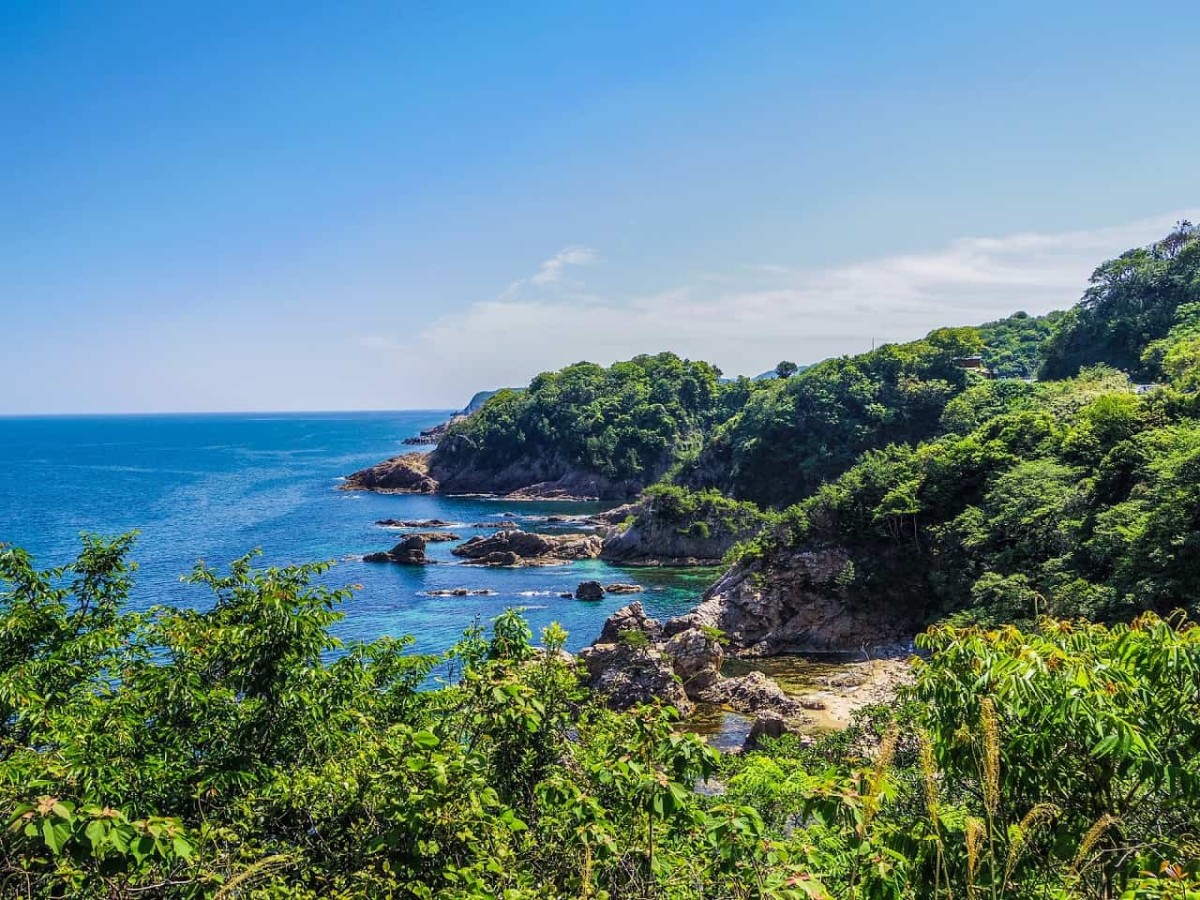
[0,412,714,655]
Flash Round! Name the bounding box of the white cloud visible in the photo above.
[529,245,598,286]
[409,211,1198,400]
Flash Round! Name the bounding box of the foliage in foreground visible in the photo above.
[3,539,1199,898]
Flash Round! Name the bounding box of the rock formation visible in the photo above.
[579,602,811,726]
[451,530,602,566]
[604,582,644,594]
[376,518,457,528]
[343,453,438,494]
[363,535,428,565]
[596,495,762,567]
[673,548,921,655]
[575,581,605,601]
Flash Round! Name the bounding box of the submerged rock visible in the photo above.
[376,518,457,528]
[604,582,644,594]
[422,588,497,597]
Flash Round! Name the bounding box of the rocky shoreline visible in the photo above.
[577,601,910,748]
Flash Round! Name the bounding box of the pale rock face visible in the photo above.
[678,549,921,655]
[664,627,723,695]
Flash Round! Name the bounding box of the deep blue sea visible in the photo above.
[0,412,713,655]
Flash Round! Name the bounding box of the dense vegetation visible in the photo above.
[1039,222,1198,380]
[431,353,746,494]
[3,541,1198,898]
[730,224,1200,633]
[978,309,1065,377]
[684,327,983,507]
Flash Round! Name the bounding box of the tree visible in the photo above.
[774,360,799,379]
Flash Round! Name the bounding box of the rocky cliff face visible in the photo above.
[343,450,639,500]
[677,549,922,656]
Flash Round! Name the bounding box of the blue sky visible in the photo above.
[2,2,1198,413]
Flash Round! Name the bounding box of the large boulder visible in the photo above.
[452,530,602,566]
[575,581,605,601]
[663,628,724,697]
[343,453,438,493]
[363,534,428,565]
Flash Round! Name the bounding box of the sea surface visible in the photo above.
[0,411,715,656]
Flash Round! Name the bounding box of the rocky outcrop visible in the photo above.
[578,603,692,715]
[401,532,461,542]
[346,450,639,501]
[451,530,603,566]
[376,518,457,528]
[597,601,663,643]
[343,453,438,494]
[579,641,694,716]
[575,581,605,601]
[674,549,921,655]
[421,588,498,597]
[702,671,810,719]
[363,535,428,565]
[402,416,463,446]
[580,603,810,726]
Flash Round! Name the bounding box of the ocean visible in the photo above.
[0,411,713,655]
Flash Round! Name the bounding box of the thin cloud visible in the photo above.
[412,210,1198,398]
[529,245,599,286]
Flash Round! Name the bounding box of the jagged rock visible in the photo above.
[343,453,438,493]
[578,642,692,716]
[664,628,724,696]
[453,530,602,566]
[363,535,428,565]
[597,602,662,644]
[376,518,457,528]
[422,588,497,597]
[559,592,574,599]
[604,582,644,594]
[469,521,522,530]
[575,581,605,601]
[579,606,811,721]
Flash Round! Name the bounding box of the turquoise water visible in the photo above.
[0,411,713,655]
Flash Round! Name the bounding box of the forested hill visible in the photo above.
[720,221,1200,635]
